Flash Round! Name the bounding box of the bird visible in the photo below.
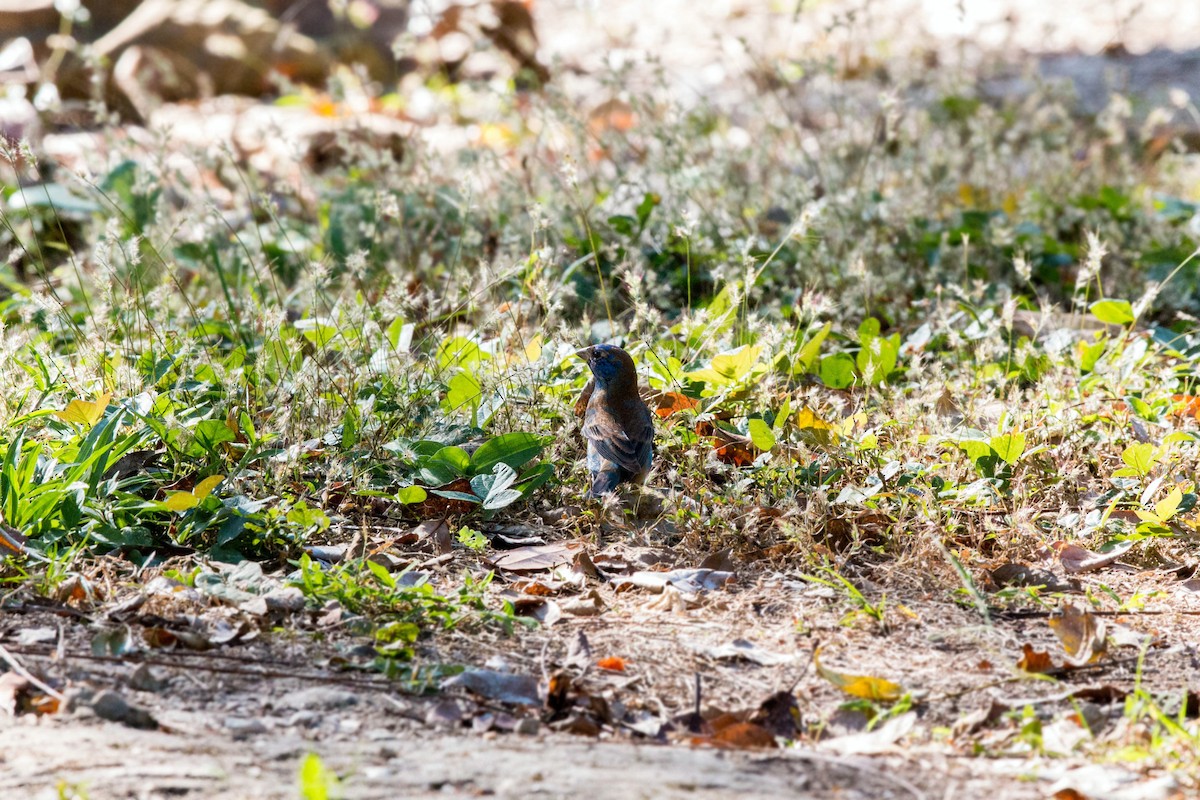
[576,344,655,497]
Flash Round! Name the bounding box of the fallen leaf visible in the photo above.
[710,721,777,749]
[1057,541,1134,573]
[702,639,798,666]
[596,656,626,672]
[442,669,540,706]
[1017,643,1056,673]
[617,568,736,594]
[814,649,903,701]
[1048,604,1108,665]
[821,711,915,755]
[488,542,582,573]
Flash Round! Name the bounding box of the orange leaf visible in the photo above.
[1016,643,1056,673]
[1173,394,1200,420]
[710,721,776,748]
[654,391,699,418]
[596,656,627,672]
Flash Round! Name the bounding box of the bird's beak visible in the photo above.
[575,346,594,362]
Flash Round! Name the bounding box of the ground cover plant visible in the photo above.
[4,1,1200,797]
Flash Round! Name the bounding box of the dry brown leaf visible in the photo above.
[1017,643,1057,673]
[1048,603,1108,665]
[1057,540,1134,574]
[488,542,582,573]
[441,669,540,706]
[708,721,777,749]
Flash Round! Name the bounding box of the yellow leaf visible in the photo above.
[1155,487,1183,521]
[56,393,112,427]
[958,183,975,208]
[796,407,834,432]
[523,334,543,363]
[1002,192,1019,216]
[194,475,224,500]
[164,491,199,511]
[814,648,903,701]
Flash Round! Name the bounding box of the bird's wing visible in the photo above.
[582,399,653,476]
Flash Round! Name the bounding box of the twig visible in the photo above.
[0,643,65,701]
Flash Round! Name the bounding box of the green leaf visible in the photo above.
[191,419,236,456]
[819,353,856,389]
[429,489,482,503]
[636,192,659,230]
[457,526,487,551]
[748,418,776,451]
[444,370,482,415]
[516,462,555,497]
[418,446,471,486]
[686,345,762,386]
[1089,299,1134,326]
[795,323,831,374]
[436,337,486,369]
[471,432,545,475]
[1120,443,1160,477]
[856,334,899,385]
[955,437,994,464]
[857,317,882,341]
[366,558,396,588]
[1078,338,1106,373]
[395,485,427,505]
[472,463,523,511]
[990,432,1026,465]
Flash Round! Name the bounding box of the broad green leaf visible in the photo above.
[474,463,523,511]
[956,438,993,464]
[686,345,762,386]
[444,369,483,415]
[429,489,482,503]
[748,418,776,451]
[516,462,555,497]
[471,432,544,475]
[192,419,237,454]
[395,486,427,504]
[990,432,1026,465]
[856,334,899,385]
[436,337,486,369]
[1077,338,1106,373]
[857,317,882,341]
[819,353,855,389]
[1121,443,1160,477]
[432,446,471,472]
[418,446,471,486]
[1089,299,1134,326]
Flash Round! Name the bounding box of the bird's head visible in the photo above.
[576,343,637,388]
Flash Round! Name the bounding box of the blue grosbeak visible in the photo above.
[577,344,655,497]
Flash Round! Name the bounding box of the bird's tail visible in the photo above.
[588,468,622,497]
